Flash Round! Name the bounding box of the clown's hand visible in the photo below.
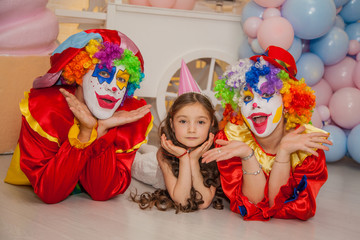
[60,88,97,134]
[279,125,332,157]
[97,104,151,138]
[202,139,252,164]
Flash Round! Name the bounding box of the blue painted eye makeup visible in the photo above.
[92,64,116,84]
[262,93,274,102]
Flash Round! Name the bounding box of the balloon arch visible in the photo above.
[240,0,360,163]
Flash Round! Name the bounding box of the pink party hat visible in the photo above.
[178,59,201,96]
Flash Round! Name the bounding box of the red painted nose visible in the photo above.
[112,87,117,92]
[252,102,257,108]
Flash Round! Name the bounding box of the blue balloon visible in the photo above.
[345,22,360,41]
[288,37,302,62]
[310,26,349,65]
[281,0,336,40]
[241,1,265,26]
[333,0,350,8]
[334,15,345,30]
[238,40,256,59]
[339,0,360,23]
[347,124,360,163]
[322,125,347,162]
[296,52,324,86]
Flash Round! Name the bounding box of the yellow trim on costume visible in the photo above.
[4,144,31,185]
[68,118,98,149]
[116,139,148,154]
[20,92,60,146]
[224,122,327,174]
[115,115,154,153]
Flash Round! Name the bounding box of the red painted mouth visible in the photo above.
[95,92,120,109]
[247,112,271,134]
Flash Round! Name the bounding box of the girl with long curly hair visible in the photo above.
[132,92,225,213]
[202,46,332,221]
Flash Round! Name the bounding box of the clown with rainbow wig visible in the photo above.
[4,29,153,204]
[202,46,332,221]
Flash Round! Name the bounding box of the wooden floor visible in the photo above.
[1,153,360,240]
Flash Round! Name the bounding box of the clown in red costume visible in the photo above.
[202,46,332,221]
[4,29,153,204]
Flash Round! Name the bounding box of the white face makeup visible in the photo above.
[240,77,283,138]
[82,64,129,119]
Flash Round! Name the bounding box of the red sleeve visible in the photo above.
[268,149,328,220]
[78,98,152,201]
[19,90,151,204]
[216,131,269,221]
[78,128,136,201]
[216,130,328,221]
[19,117,92,204]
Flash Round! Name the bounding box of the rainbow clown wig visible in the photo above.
[33,29,144,98]
[215,46,316,130]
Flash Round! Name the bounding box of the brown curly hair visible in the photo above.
[131,92,226,213]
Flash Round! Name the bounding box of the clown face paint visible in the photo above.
[240,77,283,138]
[82,64,129,119]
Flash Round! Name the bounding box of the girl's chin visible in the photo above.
[183,141,206,149]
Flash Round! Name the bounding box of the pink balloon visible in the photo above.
[312,79,333,106]
[257,17,294,50]
[263,8,281,19]
[253,0,286,8]
[324,57,356,91]
[353,60,360,89]
[173,0,196,10]
[329,87,360,129]
[129,0,150,6]
[348,40,360,55]
[317,105,331,121]
[243,17,263,38]
[311,108,323,128]
[149,0,175,8]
